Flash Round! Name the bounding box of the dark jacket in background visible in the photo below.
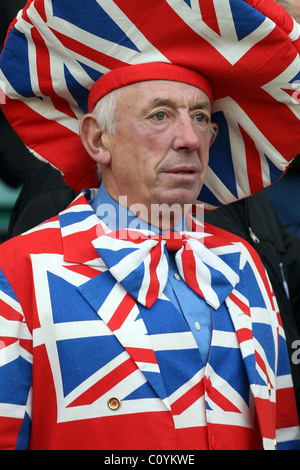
[205,191,300,419]
[0,0,43,188]
[7,164,78,237]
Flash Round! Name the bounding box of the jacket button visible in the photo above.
[107,397,121,410]
[268,382,272,396]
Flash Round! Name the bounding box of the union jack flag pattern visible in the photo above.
[0,0,299,206]
[0,192,299,450]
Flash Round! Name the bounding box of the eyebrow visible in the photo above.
[150,98,211,111]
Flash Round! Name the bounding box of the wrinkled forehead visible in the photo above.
[118,79,212,113]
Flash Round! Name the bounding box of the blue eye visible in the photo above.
[195,113,206,123]
[154,111,166,121]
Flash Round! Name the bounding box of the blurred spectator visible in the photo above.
[265,155,300,239]
[277,0,292,13]
[290,0,300,22]
[8,164,78,238]
[277,0,300,21]
[0,109,44,189]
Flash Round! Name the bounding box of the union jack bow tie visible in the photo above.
[93,229,241,309]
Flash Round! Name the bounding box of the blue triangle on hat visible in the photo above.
[207,110,238,199]
[229,0,266,41]
[52,0,140,52]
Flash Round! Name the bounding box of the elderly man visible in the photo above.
[0,61,299,451]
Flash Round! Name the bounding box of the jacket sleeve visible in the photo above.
[234,240,300,450]
[283,228,300,334]
[275,327,300,450]
[0,267,32,450]
[265,273,300,450]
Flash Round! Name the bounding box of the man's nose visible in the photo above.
[173,116,200,151]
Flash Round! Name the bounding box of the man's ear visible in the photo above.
[79,114,111,165]
[210,122,219,147]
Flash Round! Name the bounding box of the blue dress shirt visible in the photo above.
[90,183,212,363]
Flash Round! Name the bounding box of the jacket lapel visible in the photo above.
[59,192,170,408]
[78,271,170,408]
[206,221,277,449]
[226,279,277,450]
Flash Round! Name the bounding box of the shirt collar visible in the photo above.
[90,183,187,234]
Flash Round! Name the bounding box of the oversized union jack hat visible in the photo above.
[0,0,299,208]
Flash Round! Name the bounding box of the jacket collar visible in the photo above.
[59,191,108,266]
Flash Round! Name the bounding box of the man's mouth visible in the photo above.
[166,165,199,175]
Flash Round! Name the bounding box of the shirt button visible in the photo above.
[194,321,201,331]
[107,397,121,410]
[174,273,181,281]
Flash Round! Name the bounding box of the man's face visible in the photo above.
[101,80,216,217]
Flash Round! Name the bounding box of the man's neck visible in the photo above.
[90,183,188,233]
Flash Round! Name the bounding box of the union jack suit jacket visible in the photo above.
[0,192,299,450]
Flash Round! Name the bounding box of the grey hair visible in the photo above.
[91,89,121,180]
[93,88,121,135]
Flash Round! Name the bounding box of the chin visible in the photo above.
[162,189,198,206]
